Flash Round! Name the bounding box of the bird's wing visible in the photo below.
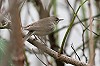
[24,22,54,31]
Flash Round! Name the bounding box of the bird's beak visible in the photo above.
[59,19,64,21]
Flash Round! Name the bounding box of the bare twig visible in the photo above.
[88,1,95,65]
[65,0,99,37]
[27,38,89,66]
[32,49,48,66]
[82,19,94,63]
[71,43,81,61]
[70,35,100,56]
[82,28,89,63]
[60,0,87,54]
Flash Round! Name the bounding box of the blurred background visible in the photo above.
[0,0,100,66]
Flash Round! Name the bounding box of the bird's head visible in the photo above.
[51,16,64,25]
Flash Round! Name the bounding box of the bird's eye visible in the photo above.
[55,17,59,21]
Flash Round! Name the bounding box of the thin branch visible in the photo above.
[82,20,94,63]
[65,0,99,37]
[27,38,89,66]
[59,0,87,54]
[70,35,100,56]
[88,0,95,65]
[82,26,89,63]
[32,49,48,66]
[71,43,81,61]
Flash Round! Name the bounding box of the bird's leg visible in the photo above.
[36,36,47,46]
[33,34,38,40]
[33,34,47,45]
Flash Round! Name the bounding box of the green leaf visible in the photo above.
[0,38,8,61]
[0,38,14,66]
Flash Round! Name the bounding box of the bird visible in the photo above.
[23,16,63,41]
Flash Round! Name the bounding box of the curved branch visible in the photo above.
[27,38,89,66]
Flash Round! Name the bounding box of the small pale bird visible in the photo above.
[23,16,63,41]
